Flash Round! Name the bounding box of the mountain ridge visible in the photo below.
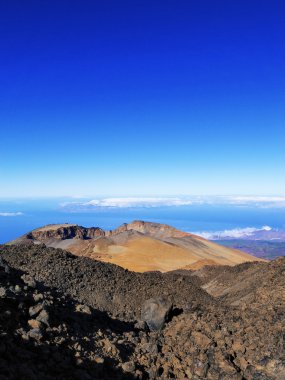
[8,220,263,272]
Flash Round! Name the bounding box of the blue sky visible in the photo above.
[0,0,284,197]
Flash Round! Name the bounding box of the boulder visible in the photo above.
[141,297,173,331]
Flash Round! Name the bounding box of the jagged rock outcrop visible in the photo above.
[30,225,105,242]
[108,220,192,239]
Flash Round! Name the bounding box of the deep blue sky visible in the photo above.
[0,0,284,197]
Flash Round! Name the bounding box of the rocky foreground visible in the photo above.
[1,244,285,379]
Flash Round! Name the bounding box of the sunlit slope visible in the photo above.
[66,234,260,273]
[7,221,263,273]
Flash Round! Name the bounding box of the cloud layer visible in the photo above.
[223,196,285,208]
[194,226,272,240]
[61,195,285,211]
[62,197,194,209]
[0,212,23,217]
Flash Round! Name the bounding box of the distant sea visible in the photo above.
[0,198,284,244]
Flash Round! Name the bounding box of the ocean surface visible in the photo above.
[0,198,284,244]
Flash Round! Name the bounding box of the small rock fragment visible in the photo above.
[36,309,49,326]
[122,361,136,372]
[75,304,92,314]
[21,274,36,288]
[28,328,43,341]
[29,303,43,317]
[0,287,7,298]
[28,319,42,330]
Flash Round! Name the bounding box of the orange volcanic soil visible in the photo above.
[8,220,264,273]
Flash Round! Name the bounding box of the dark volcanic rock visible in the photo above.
[0,245,213,321]
[31,225,105,242]
[141,297,173,331]
[0,255,139,379]
[1,244,285,379]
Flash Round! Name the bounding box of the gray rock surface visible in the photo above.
[141,297,173,331]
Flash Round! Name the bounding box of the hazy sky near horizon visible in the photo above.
[0,1,284,197]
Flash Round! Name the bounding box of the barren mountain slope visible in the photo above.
[1,244,285,379]
[8,221,262,272]
[0,244,214,320]
[191,257,285,308]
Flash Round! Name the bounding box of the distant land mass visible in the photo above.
[207,227,285,241]
[218,240,285,260]
[194,226,285,260]
[7,220,262,272]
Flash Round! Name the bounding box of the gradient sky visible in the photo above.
[0,1,284,197]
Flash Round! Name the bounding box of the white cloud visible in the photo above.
[60,195,285,211]
[62,197,195,209]
[194,225,272,240]
[223,196,285,208]
[229,196,285,202]
[0,212,23,217]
